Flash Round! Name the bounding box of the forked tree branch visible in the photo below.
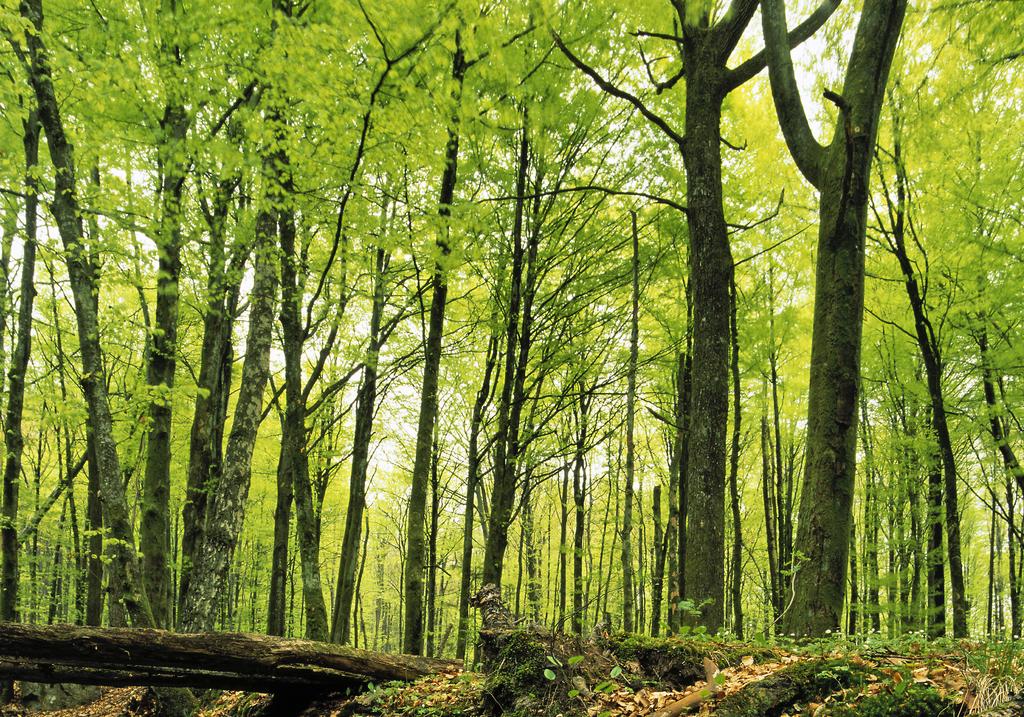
[551,31,687,153]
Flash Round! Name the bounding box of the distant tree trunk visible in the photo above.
[179,210,277,633]
[978,329,1023,634]
[481,118,531,590]
[764,0,907,636]
[621,212,639,633]
[651,485,665,637]
[523,474,541,623]
[860,398,881,633]
[666,351,687,634]
[728,269,743,638]
[557,464,569,631]
[333,246,388,644]
[20,0,154,628]
[404,36,465,656]
[848,521,859,635]
[926,454,946,639]
[455,331,498,659]
[0,110,39,626]
[762,414,780,619]
[571,387,592,636]
[880,130,967,636]
[426,436,441,657]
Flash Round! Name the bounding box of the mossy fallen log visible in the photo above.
[0,623,458,693]
[715,659,873,717]
[821,683,957,716]
[600,633,778,689]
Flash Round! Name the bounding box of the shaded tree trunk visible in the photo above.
[763,0,907,636]
[179,211,278,632]
[455,330,498,659]
[0,110,39,626]
[141,2,189,627]
[621,212,639,633]
[19,0,154,628]
[333,246,389,644]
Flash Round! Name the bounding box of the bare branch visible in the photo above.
[551,31,687,153]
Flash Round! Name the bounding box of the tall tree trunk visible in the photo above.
[762,413,780,619]
[728,269,743,638]
[0,110,39,626]
[621,212,639,633]
[481,117,531,590]
[403,36,465,655]
[426,437,441,656]
[763,0,907,636]
[141,0,189,627]
[19,0,154,628]
[881,130,968,636]
[651,485,665,637]
[455,331,498,659]
[179,211,277,632]
[333,247,388,644]
[179,177,241,623]
[571,388,591,635]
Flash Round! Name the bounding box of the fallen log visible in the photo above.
[0,623,459,693]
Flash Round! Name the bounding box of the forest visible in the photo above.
[0,0,1022,715]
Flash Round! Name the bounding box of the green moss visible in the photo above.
[823,684,957,716]
[481,630,558,716]
[716,659,874,717]
[603,633,777,688]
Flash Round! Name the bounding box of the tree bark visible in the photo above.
[0,110,39,626]
[404,35,465,655]
[17,0,155,628]
[621,212,639,633]
[179,211,277,633]
[333,247,388,644]
[0,623,456,691]
[141,0,190,628]
[763,0,907,636]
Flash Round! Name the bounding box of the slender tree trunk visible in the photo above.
[0,111,39,626]
[455,331,498,659]
[333,247,388,644]
[426,437,441,656]
[404,37,465,655]
[882,134,968,636]
[621,212,639,633]
[571,389,590,635]
[141,3,189,626]
[651,485,665,637]
[762,414,780,619]
[728,269,743,638]
[481,117,531,589]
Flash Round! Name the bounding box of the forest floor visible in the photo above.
[3,635,1023,716]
